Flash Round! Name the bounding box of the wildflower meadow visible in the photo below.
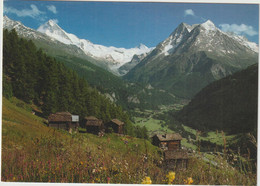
[2,98,257,185]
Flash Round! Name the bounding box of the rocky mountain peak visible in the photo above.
[137,43,149,50]
[201,20,216,31]
[37,20,64,34]
[46,19,57,27]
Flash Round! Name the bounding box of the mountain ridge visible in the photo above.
[3,16,154,75]
[124,19,258,99]
[37,19,154,69]
[3,17,180,111]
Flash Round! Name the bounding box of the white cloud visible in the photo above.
[219,23,258,36]
[47,5,57,14]
[184,9,195,17]
[4,4,44,18]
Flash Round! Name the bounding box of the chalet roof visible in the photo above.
[164,150,188,160]
[111,119,124,126]
[85,116,102,126]
[48,112,72,122]
[154,133,182,141]
[85,116,99,120]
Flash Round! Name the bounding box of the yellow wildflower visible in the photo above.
[184,177,193,185]
[141,176,152,184]
[95,177,101,183]
[12,177,16,181]
[166,171,175,184]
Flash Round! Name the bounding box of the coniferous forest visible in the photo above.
[3,29,148,138]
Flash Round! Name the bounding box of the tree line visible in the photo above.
[3,29,148,139]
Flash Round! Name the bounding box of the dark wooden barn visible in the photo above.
[163,150,188,170]
[105,119,124,134]
[152,133,189,170]
[84,116,104,134]
[152,133,182,151]
[48,112,79,133]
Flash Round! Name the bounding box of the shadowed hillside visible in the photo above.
[176,63,258,135]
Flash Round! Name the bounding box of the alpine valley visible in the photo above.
[3,16,180,110]
[3,14,258,120]
[3,15,258,122]
[2,12,259,185]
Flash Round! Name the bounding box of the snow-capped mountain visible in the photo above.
[3,16,91,59]
[154,20,258,58]
[3,16,153,75]
[118,52,150,75]
[3,15,50,41]
[37,20,153,66]
[225,32,258,53]
[125,20,258,99]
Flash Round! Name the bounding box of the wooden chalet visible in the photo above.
[105,119,124,134]
[48,112,79,133]
[163,150,188,170]
[152,133,189,170]
[152,133,182,151]
[84,116,104,134]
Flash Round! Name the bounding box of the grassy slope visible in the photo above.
[1,97,163,183]
[2,97,256,185]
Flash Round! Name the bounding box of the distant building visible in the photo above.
[105,119,124,134]
[48,112,79,133]
[152,133,182,150]
[84,116,104,135]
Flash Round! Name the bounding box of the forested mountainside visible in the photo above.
[176,63,258,135]
[3,16,180,111]
[3,29,150,137]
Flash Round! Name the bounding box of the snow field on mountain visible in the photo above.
[37,20,153,65]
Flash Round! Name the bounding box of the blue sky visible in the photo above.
[3,1,259,48]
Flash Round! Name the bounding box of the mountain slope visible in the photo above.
[3,16,88,59]
[176,63,258,134]
[3,16,180,110]
[2,28,133,128]
[1,97,163,183]
[3,16,153,74]
[118,52,149,75]
[124,20,258,99]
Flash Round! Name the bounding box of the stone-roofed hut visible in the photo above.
[105,119,124,134]
[84,116,104,134]
[152,133,182,150]
[48,112,79,133]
